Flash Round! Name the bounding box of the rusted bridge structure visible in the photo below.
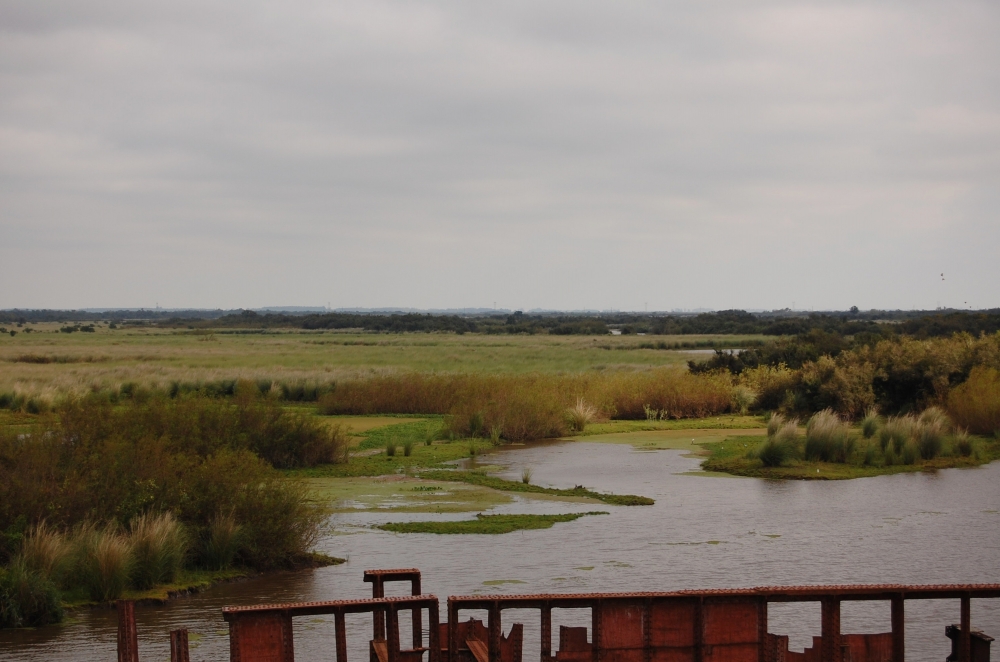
[117,569,997,662]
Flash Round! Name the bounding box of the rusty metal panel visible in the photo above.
[229,612,294,662]
[842,634,892,662]
[598,601,645,662]
[703,602,759,646]
[650,601,697,648]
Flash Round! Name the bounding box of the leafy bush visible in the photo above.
[0,561,63,628]
[948,367,1000,436]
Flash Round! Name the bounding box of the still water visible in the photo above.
[2,441,998,662]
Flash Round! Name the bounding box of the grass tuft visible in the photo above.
[521,467,533,484]
[377,512,609,535]
[130,512,188,590]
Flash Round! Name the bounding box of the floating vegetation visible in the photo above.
[376,512,608,535]
[418,470,654,506]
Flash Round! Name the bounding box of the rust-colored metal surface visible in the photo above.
[134,572,1000,662]
[170,629,191,662]
[117,600,139,662]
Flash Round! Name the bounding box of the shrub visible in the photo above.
[71,523,134,602]
[948,367,1000,436]
[0,560,63,628]
[566,398,597,432]
[130,512,188,589]
[766,412,786,438]
[953,429,974,457]
[900,441,920,465]
[19,522,70,583]
[385,442,397,457]
[731,386,757,415]
[403,441,414,457]
[521,467,533,484]
[201,512,242,571]
[914,419,945,460]
[756,420,799,467]
[879,416,915,454]
[804,409,853,462]
[860,408,881,439]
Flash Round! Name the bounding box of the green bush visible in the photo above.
[948,367,1000,436]
[756,419,800,467]
[0,561,63,628]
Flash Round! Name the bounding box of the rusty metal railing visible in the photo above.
[116,573,999,662]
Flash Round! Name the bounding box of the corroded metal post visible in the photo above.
[592,598,603,662]
[387,605,401,662]
[449,599,459,662]
[960,595,971,662]
[170,629,190,662]
[541,602,552,662]
[757,598,768,662]
[820,597,841,662]
[117,600,139,662]
[890,595,904,662]
[413,575,423,650]
[489,601,503,662]
[428,602,441,662]
[335,612,348,662]
[693,598,704,662]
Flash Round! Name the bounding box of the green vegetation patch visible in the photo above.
[418,470,654,506]
[700,434,1000,480]
[305,476,513,513]
[377,511,608,534]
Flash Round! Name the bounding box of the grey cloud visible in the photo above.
[1,0,998,310]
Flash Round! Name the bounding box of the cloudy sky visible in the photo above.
[2,1,998,311]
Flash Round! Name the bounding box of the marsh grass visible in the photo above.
[71,523,134,602]
[805,410,853,463]
[754,419,800,467]
[731,386,757,415]
[202,512,242,571]
[948,367,1000,436]
[403,440,414,457]
[879,416,914,454]
[566,398,597,432]
[19,522,70,583]
[129,513,188,589]
[861,408,881,439]
[385,441,397,457]
[521,467,533,484]
[0,559,63,628]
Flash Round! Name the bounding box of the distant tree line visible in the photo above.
[3,308,999,338]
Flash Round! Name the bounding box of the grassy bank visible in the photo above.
[418,471,654,506]
[377,512,609,534]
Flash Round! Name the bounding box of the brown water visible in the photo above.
[2,441,998,661]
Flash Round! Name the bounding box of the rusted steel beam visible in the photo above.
[693,597,703,662]
[592,597,602,662]
[413,575,424,650]
[960,595,971,662]
[223,595,440,619]
[820,597,841,662]
[386,605,400,662]
[890,594,904,662]
[428,600,441,662]
[541,602,552,662]
[117,600,139,662]
[489,601,503,662]
[169,629,190,662]
[335,612,348,662]
[448,598,459,662]
[757,598,768,662]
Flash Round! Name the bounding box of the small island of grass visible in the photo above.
[377,511,608,534]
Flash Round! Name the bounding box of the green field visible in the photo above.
[0,326,760,397]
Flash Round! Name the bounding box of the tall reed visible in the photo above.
[71,523,134,602]
[19,522,70,583]
[202,512,242,571]
[860,407,881,439]
[804,409,853,463]
[130,512,188,589]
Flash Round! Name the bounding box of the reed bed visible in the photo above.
[316,369,734,441]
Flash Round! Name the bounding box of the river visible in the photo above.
[2,439,998,661]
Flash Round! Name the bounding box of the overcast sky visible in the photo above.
[1,1,998,311]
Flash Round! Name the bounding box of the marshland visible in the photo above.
[1,309,999,661]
